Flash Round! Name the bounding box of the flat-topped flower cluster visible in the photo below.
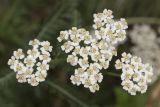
[115,52,153,95]
[8,39,52,86]
[93,9,128,44]
[58,9,128,92]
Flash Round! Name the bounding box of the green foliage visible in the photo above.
[115,87,148,107]
[0,0,159,107]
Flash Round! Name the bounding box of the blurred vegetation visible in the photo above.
[0,0,160,107]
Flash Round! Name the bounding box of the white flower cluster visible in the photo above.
[129,25,160,82]
[8,39,52,86]
[93,9,128,44]
[115,52,153,95]
[57,9,128,93]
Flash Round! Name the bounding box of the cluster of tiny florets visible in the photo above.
[8,39,52,86]
[58,27,105,92]
[115,52,153,95]
[58,9,128,93]
[129,25,160,82]
[93,9,128,44]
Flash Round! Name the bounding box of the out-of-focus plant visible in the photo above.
[129,25,160,83]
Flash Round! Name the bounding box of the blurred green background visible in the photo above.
[0,0,160,107]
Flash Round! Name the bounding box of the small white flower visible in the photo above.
[131,56,142,65]
[121,80,133,91]
[129,85,138,96]
[70,34,81,46]
[138,76,147,86]
[103,9,113,19]
[98,41,109,53]
[57,31,69,42]
[82,78,91,88]
[25,67,33,78]
[86,67,96,75]
[67,55,78,66]
[27,48,40,59]
[29,39,40,48]
[84,34,93,44]
[79,47,90,57]
[139,84,147,94]
[78,58,89,69]
[61,41,74,53]
[40,41,52,52]
[16,73,27,83]
[115,59,123,69]
[89,84,99,93]
[39,51,51,63]
[121,52,132,63]
[99,59,109,69]
[122,64,133,72]
[90,44,99,54]
[95,28,106,40]
[91,52,101,62]
[122,83,130,91]
[91,63,102,70]
[74,68,85,76]
[120,18,128,29]
[70,75,81,86]
[37,62,49,71]
[13,62,25,73]
[35,71,47,82]
[132,71,141,82]
[24,56,36,67]
[72,46,81,56]
[121,70,133,80]
[8,56,18,69]
[13,49,24,59]
[28,75,39,86]
[94,73,103,83]
[102,51,113,61]
[8,56,16,66]
[146,71,153,83]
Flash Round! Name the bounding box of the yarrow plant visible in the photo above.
[115,52,153,95]
[8,39,52,86]
[57,9,128,93]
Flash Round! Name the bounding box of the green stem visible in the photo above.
[46,80,90,107]
[0,72,14,85]
[127,17,160,25]
[105,72,120,77]
[37,5,65,40]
